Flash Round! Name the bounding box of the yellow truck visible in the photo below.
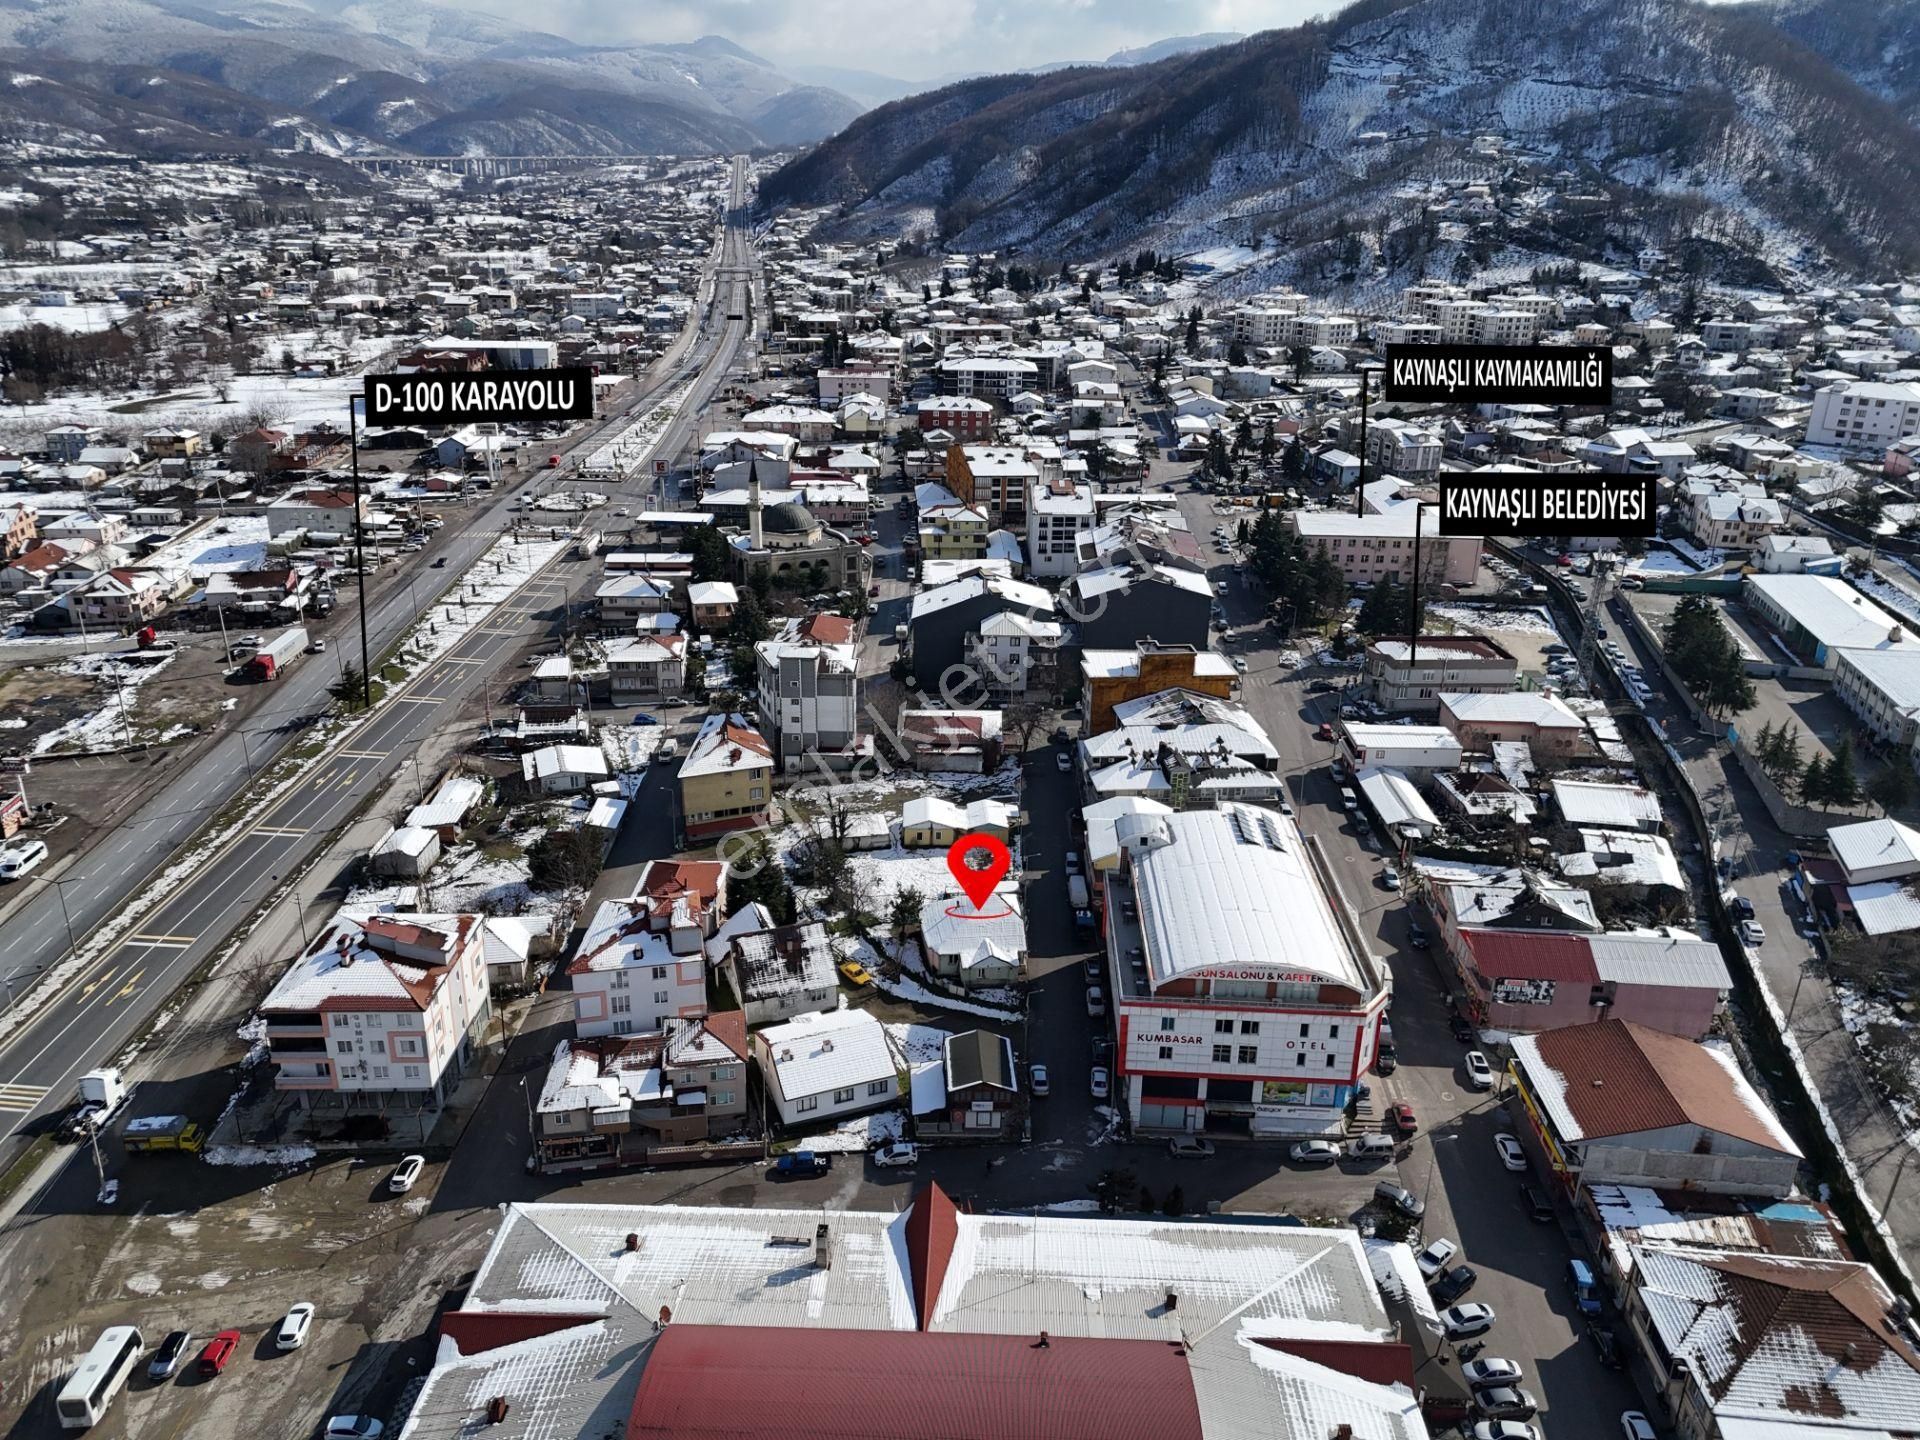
[121,1116,206,1153]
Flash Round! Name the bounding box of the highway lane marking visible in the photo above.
[77,966,122,1000]
[0,1083,48,1112]
[340,749,389,760]
[390,695,443,706]
[109,969,145,1001]
[250,825,308,839]
[126,934,195,947]
[435,657,487,667]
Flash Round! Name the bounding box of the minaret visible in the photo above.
[747,458,764,551]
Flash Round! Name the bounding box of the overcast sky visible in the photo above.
[443,0,1329,80]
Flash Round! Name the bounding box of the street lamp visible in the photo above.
[272,872,312,948]
[20,870,86,958]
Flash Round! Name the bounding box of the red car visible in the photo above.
[1389,1102,1419,1135]
[1556,553,1574,567]
[546,454,561,468]
[868,584,881,597]
[197,1330,242,1377]
[1316,722,1335,741]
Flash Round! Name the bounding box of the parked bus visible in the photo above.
[57,1325,144,1429]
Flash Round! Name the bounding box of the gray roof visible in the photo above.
[1589,932,1731,990]
[943,1029,1016,1092]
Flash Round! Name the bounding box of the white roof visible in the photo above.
[909,572,1054,621]
[677,712,773,780]
[919,888,1026,967]
[521,744,609,783]
[1070,560,1213,600]
[261,911,476,1012]
[373,824,438,858]
[1551,778,1664,828]
[1829,817,1920,883]
[1558,829,1686,891]
[1342,723,1461,755]
[1441,691,1584,728]
[1835,645,1920,716]
[686,581,738,605]
[1082,647,1237,680]
[1355,767,1439,830]
[406,775,484,831]
[756,1007,896,1098]
[901,796,1014,832]
[1746,574,1913,653]
[1126,805,1373,994]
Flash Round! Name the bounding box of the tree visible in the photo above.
[1869,762,1914,814]
[1287,344,1312,380]
[1004,699,1048,752]
[1798,754,1830,807]
[1205,430,1230,477]
[728,835,796,923]
[1825,736,1861,810]
[728,590,771,647]
[1259,423,1278,464]
[890,884,924,946]
[527,828,602,893]
[1356,576,1412,637]
[329,661,368,710]
[1281,437,1306,482]
[939,274,954,299]
[1160,1185,1186,1217]
[1185,305,1201,354]
[689,523,731,583]
[1088,1166,1139,1214]
[1227,338,1249,366]
[1232,415,1255,455]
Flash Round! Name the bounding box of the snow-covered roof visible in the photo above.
[261,911,478,1014]
[678,712,773,779]
[1828,817,1920,884]
[521,744,609,783]
[755,1008,896,1099]
[919,889,1026,967]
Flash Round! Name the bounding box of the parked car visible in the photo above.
[1308,679,1338,694]
[1090,1066,1110,1100]
[770,1151,831,1180]
[1406,923,1431,949]
[276,1303,315,1351]
[1432,1264,1479,1305]
[1316,722,1335,741]
[1348,1133,1396,1160]
[836,959,875,987]
[872,1142,920,1168]
[1464,1051,1495,1090]
[1494,1134,1528,1171]
[1167,1136,1215,1159]
[1462,1357,1524,1390]
[324,1418,385,1438]
[1728,895,1755,921]
[1414,1237,1460,1281]
[149,1330,193,1380]
[197,1330,242,1378]
[1450,1014,1476,1043]
[1083,957,1103,983]
[1589,1321,1624,1369]
[387,1155,425,1193]
[1442,1303,1496,1340]
[1740,919,1766,947]
[1620,1411,1657,1440]
[1474,1387,1539,1422]
[1029,1064,1050,1096]
[1380,866,1402,890]
[1388,1101,1418,1135]
[1049,728,1070,746]
[1055,752,1073,772]
[1519,1183,1554,1222]
[1374,1180,1424,1219]
[0,840,48,881]
[1290,1139,1341,1165]
[1471,1425,1539,1440]
[1086,987,1107,1017]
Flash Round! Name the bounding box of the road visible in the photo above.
[0,155,760,1158]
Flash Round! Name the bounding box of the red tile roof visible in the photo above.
[625,1325,1204,1440]
[802,613,856,645]
[904,1182,959,1331]
[1460,929,1598,983]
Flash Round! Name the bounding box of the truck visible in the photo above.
[57,1068,129,1141]
[576,529,602,560]
[1067,876,1095,936]
[244,625,309,682]
[121,1115,206,1153]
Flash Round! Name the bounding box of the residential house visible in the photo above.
[520,744,609,796]
[721,919,837,1027]
[606,633,687,702]
[595,574,677,633]
[678,713,775,841]
[754,1007,899,1129]
[968,610,1065,701]
[687,580,738,630]
[898,708,1004,773]
[568,861,724,1038]
[533,1013,750,1168]
[267,486,365,539]
[0,504,36,560]
[258,911,493,1113]
[907,573,1054,693]
[1440,691,1588,757]
[900,796,1015,849]
[919,888,1027,989]
[1062,560,1213,653]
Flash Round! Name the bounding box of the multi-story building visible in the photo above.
[914,395,996,441]
[1080,642,1238,732]
[266,486,366,539]
[1228,296,1306,347]
[1805,380,1920,449]
[1363,419,1442,478]
[568,860,723,1038]
[0,503,36,560]
[677,712,775,841]
[939,354,1040,398]
[1289,509,1478,587]
[1062,559,1214,652]
[754,618,861,771]
[1682,477,1784,550]
[1363,634,1518,714]
[1101,805,1392,1136]
[605,632,687,701]
[1833,646,1920,749]
[1467,308,1537,346]
[1439,691,1588,756]
[1025,476,1096,579]
[968,610,1066,700]
[917,502,991,559]
[946,444,1039,525]
[259,911,493,1115]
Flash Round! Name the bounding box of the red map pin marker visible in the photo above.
[946,833,1011,912]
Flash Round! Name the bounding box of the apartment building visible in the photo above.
[754,619,861,771]
[1289,508,1480,586]
[568,861,723,1039]
[1363,418,1443,478]
[677,713,776,841]
[1806,380,1920,449]
[946,444,1039,525]
[1025,476,1097,579]
[1363,634,1518,714]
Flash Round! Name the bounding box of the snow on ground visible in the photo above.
[1425,603,1559,636]
[202,1144,317,1168]
[1664,537,1728,571]
[844,936,1020,1019]
[31,648,177,754]
[1626,547,1704,576]
[1852,571,1920,632]
[389,534,569,674]
[582,379,694,473]
[793,1108,905,1154]
[0,301,132,333]
[599,723,665,775]
[885,1021,956,1066]
[1835,982,1920,1145]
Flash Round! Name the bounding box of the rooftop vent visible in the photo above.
[815,1222,832,1270]
[625,1232,641,1252]
[485,1396,511,1425]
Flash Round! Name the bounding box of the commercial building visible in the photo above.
[1080,642,1238,732]
[945,443,1039,523]
[1508,1019,1800,1198]
[1363,635,1518,714]
[1101,805,1392,1136]
[398,1188,1427,1440]
[1439,691,1587,757]
[1437,925,1729,1040]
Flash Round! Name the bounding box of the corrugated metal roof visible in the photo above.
[1589,932,1731,990]
[1847,880,1920,936]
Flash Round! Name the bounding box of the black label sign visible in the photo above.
[1383,344,1612,405]
[1437,470,1656,538]
[363,366,595,426]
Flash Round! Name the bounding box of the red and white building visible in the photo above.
[915,395,997,442]
[568,861,724,1038]
[1100,805,1393,1137]
[260,911,493,1112]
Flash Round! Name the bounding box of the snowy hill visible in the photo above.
[763,0,1920,279]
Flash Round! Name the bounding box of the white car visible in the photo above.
[1740,920,1766,947]
[277,1302,315,1350]
[1086,986,1106,1017]
[1464,1051,1495,1090]
[1414,1237,1460,1282]
[1029,1063,1050,1097]
[0,840,48,880]
[1055,751,1073,772]
[387,1154,426,1194]
[1472,1425,1540,1440]
[1442,1303,1496,1339]
[1462,1357,1524,1389]
[1621,1413,1657,1440]
[872,1142,920,1168]
[1090,1066,1110,1100]
[1232,656,1248,673]
[1380,866,1402,891]
[325,1419,385,1439]
[1494,1133,1528,1172]
[1290,1139,1341,1165]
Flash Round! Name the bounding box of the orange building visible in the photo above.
[1079,642,1239,733]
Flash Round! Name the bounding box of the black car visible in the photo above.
[1050,728,1071,746]
[1406,923,1431,950]
[1587,1322,1624,1369]
[1449,1014,1475,1042]
[1728,896,1756,921]
[149,1329,193,1381]
[1084,957,1104,982]
[1432,1264,1479,1305]
[1519,1183,1555,1222]
[1308,679,1339,694]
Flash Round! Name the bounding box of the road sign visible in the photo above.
[654,459,669,476]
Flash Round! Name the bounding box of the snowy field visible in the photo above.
[1425,603,1558,636]
[31,648,177,755]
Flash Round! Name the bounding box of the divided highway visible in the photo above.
[0,155,758,1160]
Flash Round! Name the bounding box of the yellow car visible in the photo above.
[837,960,875,987]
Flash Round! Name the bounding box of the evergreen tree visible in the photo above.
[728,589,771,647]
[1799,754,1830,807]
[1185,306,1202,353]
[1227,339,1249,366]
[1281,437,1307,482]
[1753,721,1779,773]
[1260,424,1278,464]
[1233,415,1255,455]
[329,661,368,710]
[1288,344,1312,379]
[1825,736,1861,809]
[1870,763,1914,814]
[939,275,954,298]
[1356,576,1411,636]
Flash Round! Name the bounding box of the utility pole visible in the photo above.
[1354,366,1371,518]
[347,394,372,709]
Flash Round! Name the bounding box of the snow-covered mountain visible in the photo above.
[0,0,863,154]
[764,0,1920,280]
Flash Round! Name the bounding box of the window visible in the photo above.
[1240,1020,1260,1035]
[1212,1044,1232,1063]
[1158,1045,1174,1060]
[796,1095,819,1113]
[750,787,765,802]
[1214,1019,1233,1034]
[867,1079,891,1096]
[1239,1045,1258,1064]
[654,990,670,1005]
[372,1066,389,1079]
[1296,1053,1307,1067]
[714,1091,735,1106]
[614,1020,633,1035]
[652,966,667,980]
[1299,1023,1310,1039]
[1160,1017,1177,1032]
[1329,1025,1340,1039]
[611,971,628,988]
[403,1065,421,1080]
[832,1087,855,1104]
[371,1039,386,1054]
[335,1040,354,1055]
[332,1014,351,1029]
[610,994,631,1014]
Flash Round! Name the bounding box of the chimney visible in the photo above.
[814,1222,832,1270]
[1165,1290,1178,1313]
[625,1232,641,1252]
[485,1396,511,1425]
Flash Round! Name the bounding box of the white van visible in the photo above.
[1349,1133,1396,1159]
[1339,787,1360,811]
